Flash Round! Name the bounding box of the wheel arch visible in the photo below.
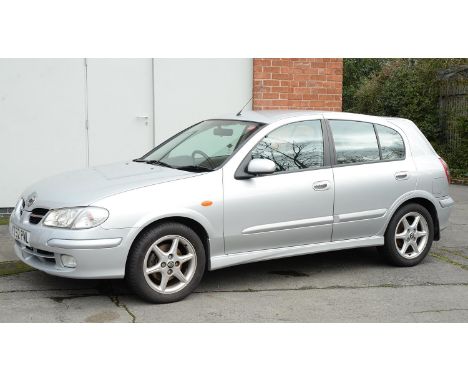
[125,216,211,274]
[388,197,440,241]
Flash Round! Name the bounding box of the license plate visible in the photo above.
[12,225,30,246]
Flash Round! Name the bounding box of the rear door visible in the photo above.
[326,117,417,241]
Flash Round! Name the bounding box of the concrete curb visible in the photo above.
[451,178,468,186]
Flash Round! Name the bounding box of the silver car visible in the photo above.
[9,111,454,303]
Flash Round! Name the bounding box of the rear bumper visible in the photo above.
[437,195,454,232]
[439,196,454,209]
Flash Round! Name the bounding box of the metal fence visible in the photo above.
[438,66,468,150]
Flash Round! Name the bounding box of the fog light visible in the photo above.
[61,255,77,268]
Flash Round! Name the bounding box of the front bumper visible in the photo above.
[9,210,132,279]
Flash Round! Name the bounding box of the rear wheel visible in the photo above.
[380,203,434,266]
[126,222,206,303]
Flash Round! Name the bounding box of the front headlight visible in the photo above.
[43,207,109,229]
[14,198,25,217]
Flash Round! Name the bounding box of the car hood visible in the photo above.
[22,161,200,209]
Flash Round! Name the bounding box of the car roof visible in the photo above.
[219,110,413,127]
[220,110,324,124]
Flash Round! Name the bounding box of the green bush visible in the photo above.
[343,59,389,111]
[344,58,468,176]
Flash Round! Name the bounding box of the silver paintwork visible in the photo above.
[224,166,335,253]
[335,209,387,223]
[47,238,122,249]
[242,215,334,235]
[211,236,385,269]
[9,110,454,278]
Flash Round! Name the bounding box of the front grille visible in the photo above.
[29,208,49,224]
[22,245,56,265]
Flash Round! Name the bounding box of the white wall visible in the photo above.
[153,59,253,143]
[0,58,253,207]
[86,58,154,166]
[0,59,88,207]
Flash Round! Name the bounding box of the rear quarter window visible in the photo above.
[375,124,405,160]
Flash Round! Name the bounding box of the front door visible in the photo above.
[223,119,335,254]
[86,58,154,166]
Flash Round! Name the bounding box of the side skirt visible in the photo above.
[210,236,384,270]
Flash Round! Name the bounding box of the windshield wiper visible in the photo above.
[175,165,214,173]
[133,159,212,172]
[147,160,174,168]
[132,159,174,168]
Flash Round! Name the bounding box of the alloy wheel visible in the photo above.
[143,235,197,294]
[394,212,429,259]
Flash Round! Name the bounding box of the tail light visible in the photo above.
[439,157,451,184]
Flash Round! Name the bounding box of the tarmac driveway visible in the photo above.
[0,185,466,322]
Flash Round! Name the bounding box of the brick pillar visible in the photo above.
[253,58,343,111]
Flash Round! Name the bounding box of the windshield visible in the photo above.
[139,119,264,171]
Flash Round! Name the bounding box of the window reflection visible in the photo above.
[144,120,263,169]
[375,124,405,160]
[329,120,380,164]
[251,120,324,172]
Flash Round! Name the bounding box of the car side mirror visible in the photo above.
[246,158,276,176]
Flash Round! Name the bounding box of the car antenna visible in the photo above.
[236,96,253,116]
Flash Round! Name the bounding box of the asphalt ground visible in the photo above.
[0,185,466,322]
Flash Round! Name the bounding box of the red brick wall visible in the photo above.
[253,58,343,111]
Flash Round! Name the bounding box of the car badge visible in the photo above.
[26,192,37,208]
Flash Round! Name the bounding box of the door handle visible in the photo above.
[395,171,409,180]
[313,180,331,191]
[136,115,149,126]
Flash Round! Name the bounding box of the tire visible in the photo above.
[126,222,206,303]
[380,203,434,267]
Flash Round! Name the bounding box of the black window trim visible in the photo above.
[235,119,331,180]
[325,119,406,168]
[373,123,383,161]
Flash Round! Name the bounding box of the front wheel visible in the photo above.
[380,203,434,267]
[126,222,206,303]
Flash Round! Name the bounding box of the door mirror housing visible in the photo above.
[247,158,276,176]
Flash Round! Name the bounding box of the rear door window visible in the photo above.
[329,120,380,164]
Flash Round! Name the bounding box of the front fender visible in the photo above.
[129,208,217,240]
[93,170,225,261]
